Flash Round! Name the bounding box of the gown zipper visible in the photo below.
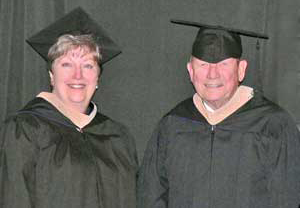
[209,125,216,208]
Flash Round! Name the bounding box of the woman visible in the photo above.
[0,8,137,208]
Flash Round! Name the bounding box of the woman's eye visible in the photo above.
[83,64,94,69]
[61,62,72,67]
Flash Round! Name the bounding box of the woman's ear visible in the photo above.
[49,71,54,86]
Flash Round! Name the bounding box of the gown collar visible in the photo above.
[37,92,97,129]
[193,85,254,125]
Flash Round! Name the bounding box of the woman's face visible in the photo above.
[50,47,100,113]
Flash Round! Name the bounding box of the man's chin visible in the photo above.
[202,97,228,110]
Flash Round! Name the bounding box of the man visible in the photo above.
[138,19,300,208]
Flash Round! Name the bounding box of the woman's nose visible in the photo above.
[73,66,83,79]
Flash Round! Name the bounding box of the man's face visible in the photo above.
[187,57,247,110]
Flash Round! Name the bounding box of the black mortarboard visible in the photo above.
[27,7,121,64]
[171,19,268,63]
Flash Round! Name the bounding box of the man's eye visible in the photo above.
[200,63,208,67]
[219,61,230,66]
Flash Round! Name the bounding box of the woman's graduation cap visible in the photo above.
[27,7,121,65]
[171,19,268,63]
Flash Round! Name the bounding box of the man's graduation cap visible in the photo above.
[171,19,268,63]
[27,7,121,64]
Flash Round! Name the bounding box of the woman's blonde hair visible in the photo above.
[48,34,102,71]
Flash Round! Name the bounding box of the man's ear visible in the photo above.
[238,59,247,82]
[187,61,193,81]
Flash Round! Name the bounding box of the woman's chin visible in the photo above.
[69,96,87,104]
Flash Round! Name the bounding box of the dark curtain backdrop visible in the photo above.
[1,0,299,160]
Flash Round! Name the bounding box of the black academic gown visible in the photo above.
[138,92,300,208]
[0,97,138,208]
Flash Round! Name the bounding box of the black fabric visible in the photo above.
[1,0,300,162]
[192,28,242,63]
[138,92,300,208]
[171,19,269,39]
[171,19,268,63]
[86,102,94,115]
[26,7,121,64]
[0,97,137,208]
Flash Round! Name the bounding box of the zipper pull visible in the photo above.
[211,125,215,132]
[211,125,216,136]
[76,127,83,133]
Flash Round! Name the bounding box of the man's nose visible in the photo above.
[207,64,219,79]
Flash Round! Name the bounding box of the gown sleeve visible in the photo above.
[137,120,169,208]
[0,115,38,208]
[116,123,139,208]
[269,116,300,207]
